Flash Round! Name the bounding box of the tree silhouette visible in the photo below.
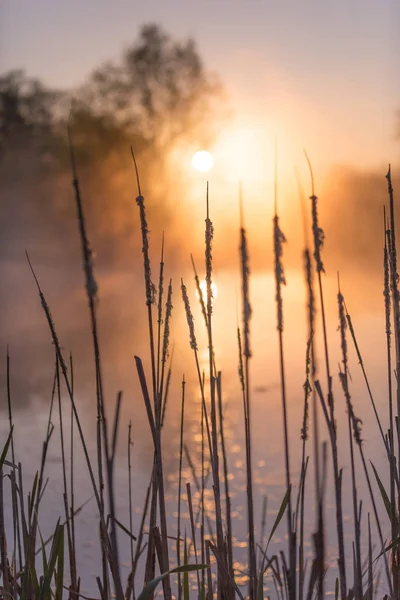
[0,23,223,168]
[79,23,222,155]
[0,70,61,158]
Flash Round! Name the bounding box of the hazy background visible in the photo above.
[2,0,400,168]
[1,4,400,594]
[0,0,399,410]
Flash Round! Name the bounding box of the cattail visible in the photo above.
[305,150,325,274]
[304,249,315,355]
[338,287,363,595]
[27,253,68,373]
[240,223,252,358]
[205,183,214,317]
[273,214,287,332]
[384,223,392,340]
[181,280,198,351]
[156,235,165,395]
[191,254,208,328]
[311,194,325,274]
[68,112,98,301]
[136,195,156,307]
[83,251,98,299]
[338,290,363,446]
[301,338,312,441]
[161,280,173,364]
[338,291,348,368]
[157,234,165,326]
[350,403,363,447]
[237,328,245,394]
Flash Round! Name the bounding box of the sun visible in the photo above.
[191,150,214,173]
[199,279,218,300]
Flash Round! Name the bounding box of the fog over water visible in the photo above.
[1,3,400,596]
[1,186,395,592]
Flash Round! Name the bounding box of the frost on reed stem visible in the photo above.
[273,215,287,332]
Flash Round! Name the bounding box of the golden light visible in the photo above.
[199,279,218,300]
[211,126,271,182]
[191,150,214,173]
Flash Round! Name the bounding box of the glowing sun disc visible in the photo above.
[192,150,214,173]
[199,279,218,300]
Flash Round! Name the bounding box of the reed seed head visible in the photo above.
[240,227,252,358]
[181,280,198,351]
[205,216,214,316]
[162,280,173,364]
[301,337,312,441]
[273,214,286,332]
[237,327,245,393]
[136,194,156,306]
[311,195,325,273]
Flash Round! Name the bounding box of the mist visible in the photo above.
[1,135,399,409]
[1,23,399,417]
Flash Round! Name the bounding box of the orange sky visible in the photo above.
[1,1,399,176]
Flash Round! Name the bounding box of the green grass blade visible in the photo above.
[370,461,391,520]
[0,425,13,470]
[183,537,190,600]
[137,564,208,600]
[38,526,49,575]
[257,565,264,600]
[55,526,65,600]
[267,486,291,548]
[39,522,63,600]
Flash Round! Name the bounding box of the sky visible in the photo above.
[1,0,400,173]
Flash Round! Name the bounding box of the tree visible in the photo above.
[0,70,61,158]
[0,24,223,167]
[79,23,223,155]
[0,24,224,268]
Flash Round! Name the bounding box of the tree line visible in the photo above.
[0,23,223,172]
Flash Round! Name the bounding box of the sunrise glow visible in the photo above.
[199,279,218,300]
[191,150,214,173]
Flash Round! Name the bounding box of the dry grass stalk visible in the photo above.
[191,253,208,328]
[155,234,165,423]
[69,112,117,597]
[239,183,256,597]
[385,170,400,595]
[26,254,124,599]
[337,285,362,597]
[306,150,347,599]
[177,376,185,600]
[202,185,232,597]
[131,150,171,599]
[216,372,234,581]
[181,279,213,461]
[273,150,295,600]
[159,279,173,422]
